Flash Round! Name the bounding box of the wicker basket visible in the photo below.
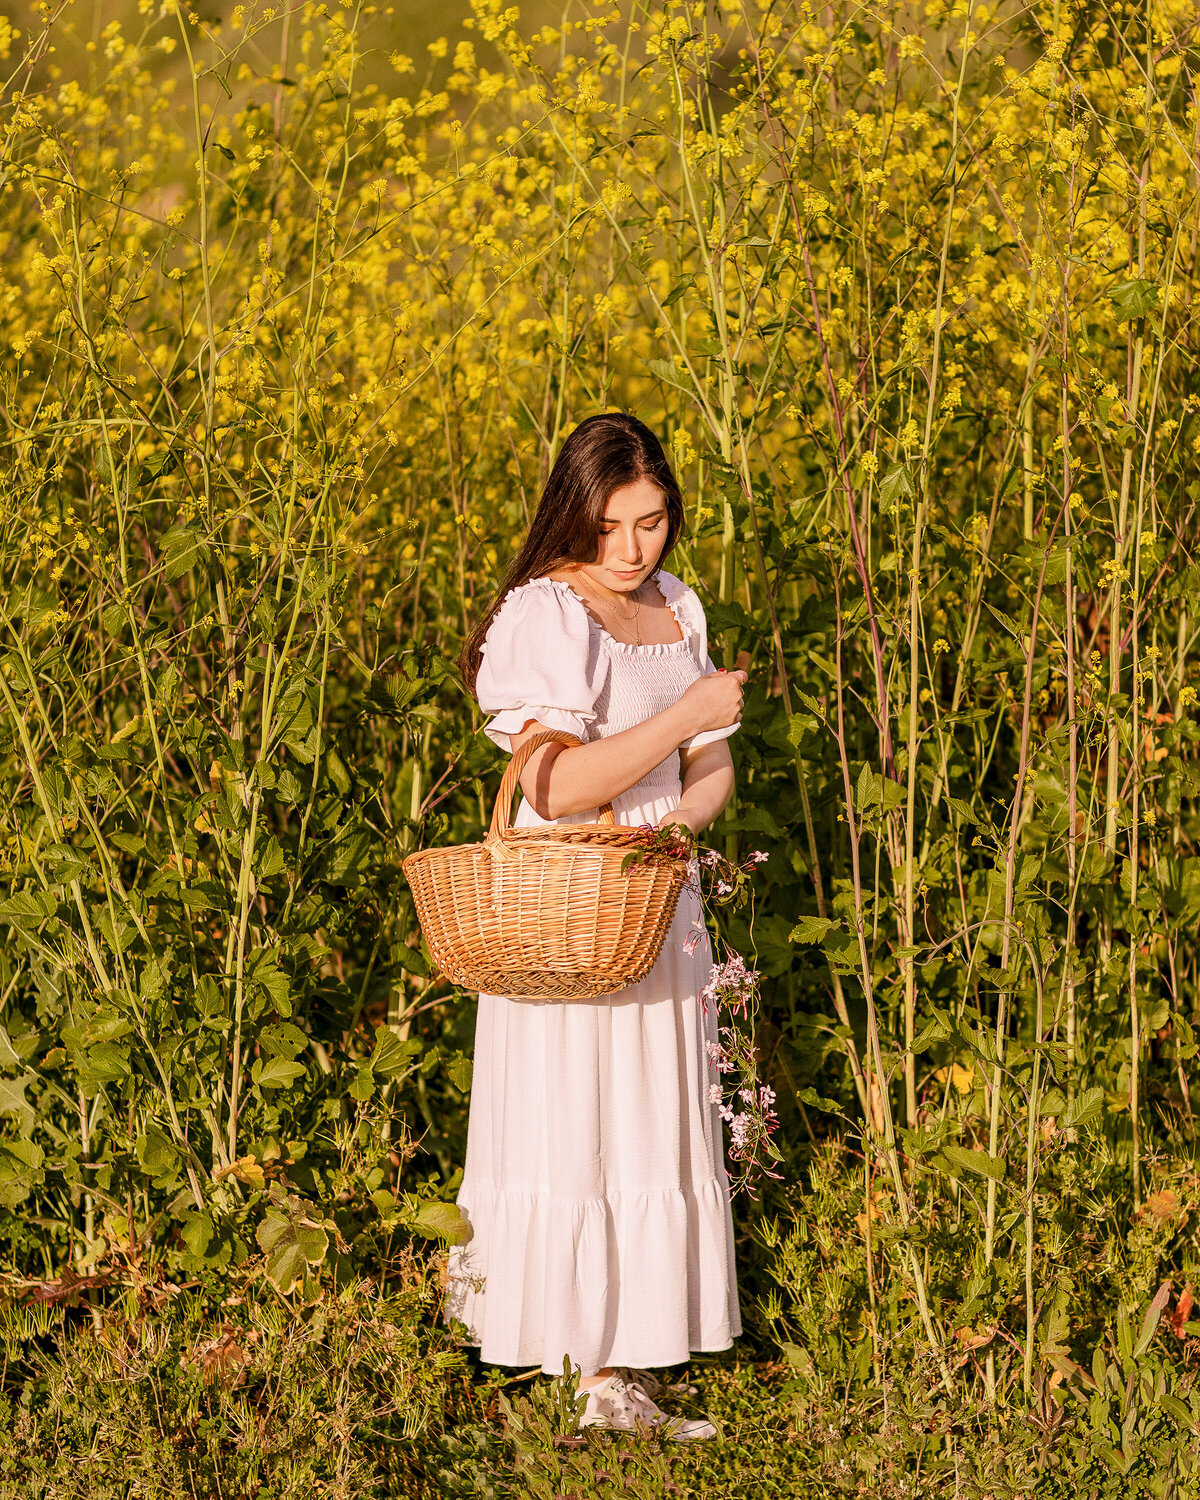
[401,729,690,999]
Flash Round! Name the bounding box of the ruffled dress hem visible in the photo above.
[445,1177,743,1376]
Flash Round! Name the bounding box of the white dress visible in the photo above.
[443,566,743,1377]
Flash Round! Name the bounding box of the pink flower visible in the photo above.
[705,1039,735,1073]
[699,952,760,1015]
[682,927,704,956]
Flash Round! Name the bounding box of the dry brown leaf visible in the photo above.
[953,1325,996,1351]
[182,1323,253,1390]
[213,1155,266,1188]
[22,1271,111,1305]
[1170,1283,1194,1339]
[855,1189,892,1238]
[1143,1188,1178,1223]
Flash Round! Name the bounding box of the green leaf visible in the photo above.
[983,602,1020,638]
[365,672,423,719]
[911,1012,953,1053]
[324,826,370,885]
[0,1073,36,1132]
[391,939,429,977]
[0,1138,44,1208]
[444,1052,473,1093]
[259,1022,309,1060]
[409,1200,469,1244]
[796,1086,844,1115]
[43,764,75,821]
[80,1041,131,1083]
[136,1123,180,1184]
[247,949,291,1013]
[349,1061,375,1102]
[324,747,351,797]
[195,976,224,1018]
[785,711,820,748]
[45,843,88,882]
[110,831,149,858]
[0,890,57,929]
[136,449,178,485]
[661,276,695,307]
[1109,278,1159,323]
[0,1028,21,1069]
[182,1211,214,1257]
[644,357,692,392]
[1134,1281,1172,1359]
[854,762,879,811]
[370,1027,423,1078]
[161,524,208,582]
[1062,1086,1105,1132]
[256,1196,329,1291]
[941,1146,1006,1182]
[255,836,286,880]
[879,464,915,507]
[275,681,318,761]
[789,915,836,944]
[252,1057,307,1091]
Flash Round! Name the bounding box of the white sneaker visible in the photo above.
[621,1366,700,1400]
[577,1371,717,1441]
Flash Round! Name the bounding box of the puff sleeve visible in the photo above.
[677,583,741,751]
[475,582,608,753]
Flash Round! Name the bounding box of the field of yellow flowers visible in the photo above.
[1,0,1200,1491]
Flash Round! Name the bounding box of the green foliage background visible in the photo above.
[2,0,1200,1487]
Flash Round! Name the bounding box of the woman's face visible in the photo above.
[578,476,669,594]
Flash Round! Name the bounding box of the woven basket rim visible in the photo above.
[401,821,690,848]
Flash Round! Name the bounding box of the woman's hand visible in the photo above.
[673,668,747,741]
[657,807,701,836]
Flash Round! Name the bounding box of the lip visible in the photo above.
[612,568,643,578]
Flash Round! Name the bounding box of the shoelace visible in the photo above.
[614,1377,663,1424]
[620,1366,700,1400]
[587,1375,666,1428]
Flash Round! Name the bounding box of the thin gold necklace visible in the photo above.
[574,568,642,645]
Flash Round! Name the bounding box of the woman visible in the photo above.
[448,411,748,1438]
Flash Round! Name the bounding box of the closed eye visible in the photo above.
[600,518,665,534]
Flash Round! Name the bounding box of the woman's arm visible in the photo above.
[510,670,745,820]
[658,740,735,836]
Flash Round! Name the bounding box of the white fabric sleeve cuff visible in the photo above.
[679,648,740,750]
[679,720,740,751]
[482,706,591,755]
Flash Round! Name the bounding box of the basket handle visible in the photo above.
[486,729,614,844]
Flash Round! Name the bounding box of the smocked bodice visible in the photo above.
[474,567,739,825]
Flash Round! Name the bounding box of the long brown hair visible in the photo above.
[458,412,686,696]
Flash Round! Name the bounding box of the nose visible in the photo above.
[618,528,641,562]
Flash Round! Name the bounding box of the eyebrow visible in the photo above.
[600,508,667,523]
